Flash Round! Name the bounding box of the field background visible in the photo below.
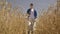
[0,0,60,34]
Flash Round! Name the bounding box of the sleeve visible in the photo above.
[27,9,30,14]
[35,10,37,19]
[26,9,30,18]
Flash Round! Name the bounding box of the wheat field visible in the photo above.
[0,0,60,34]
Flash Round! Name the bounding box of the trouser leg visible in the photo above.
[31,22,34,34]
[28,19,35,34]
[28,25,30,34]
[28,23,34,34]
[28,30,30,34]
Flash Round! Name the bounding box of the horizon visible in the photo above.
[7,0,56,16]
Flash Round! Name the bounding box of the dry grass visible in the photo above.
[0,0,60,34]
[36,3,60,34]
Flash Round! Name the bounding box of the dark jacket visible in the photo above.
[27,8,37,19]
